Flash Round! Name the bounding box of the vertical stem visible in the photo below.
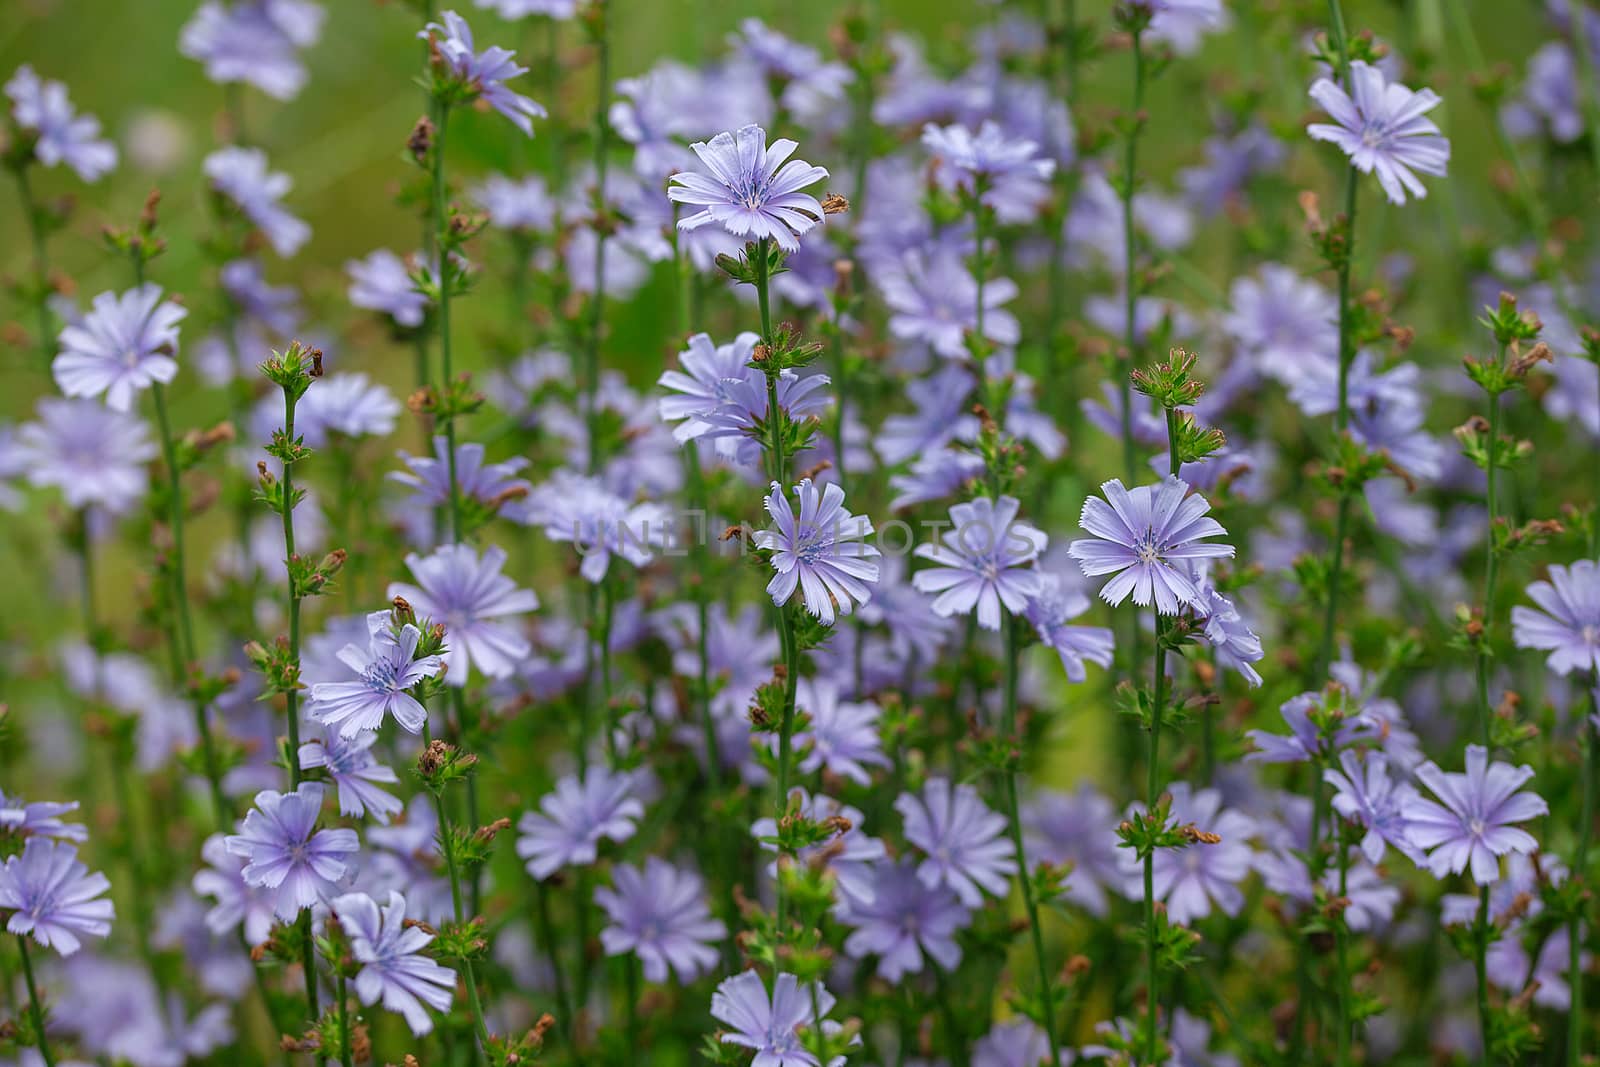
[773,598,801,938]
[12,166,54,371]
[16,936,57,1067]
[151,383,230,827]
[1571,685,1598,1067]
[584,0,612,476]
[1333,841,1352,1065]
[423,722,489,1063]
[600,574,617,764]
[534,877,581,1063]
[429,104,464,544]
[1475,384,1502,751]
[1476,885,1492,1059]
[1000,617,1062,1065]
[1120,29,1148,691]
[336,970,353,1067]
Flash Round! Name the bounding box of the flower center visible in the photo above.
[1468,817,1486,837]
[363,658,403,694]
[1135,532,1165,565]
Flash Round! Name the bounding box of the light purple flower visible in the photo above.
[5,66,117,181]
[1022,571,1116,682]
[756,478,880,626]
[308,611,443,736]
[839,855,968,981]
[1245,690,1381,764]
[192,833,276,945]
[1147,0,1227,55]
[710,970,848,1067]
[1511,559,1600,676]
[473,172,555,232]
[1404,745,1548,884]
[1133,783,1256,925]
[880,247,1021,359]
[1068,476,1234,614]
[751,791,885,912]
[421,11,546,135]
[1324,749,1423,864]
[53,285,185,412]
[1308,60,1450,205]
[594,857,726,983]
[1191,564,1265,687]
[392,436,531,514]
[791,678,889,785]
[692,369,832,465]
[525,471,671,584]
[1224,263,1337,383]
[897,777,1017,908]
[333,890,455,1035]
[0,792,86,842]
[875,364,976,465]
[974,1017,1068,1067]
[1024,786,1124,917]
[203,146,310,257]
[669,124,830,253]
[515,768,644,880]
[888,447,987,510]
[387,543,539,687]
[657,331,759,442]
[179,0,324,101]
[922,120,1055,223]
[913,495,1046,631]
[299,729,403,823]
[347,249,429,328]
[0,837,114,956]
[224,783,359,919]
[298,372,401,442]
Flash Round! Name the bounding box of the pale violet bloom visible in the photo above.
[421,11,546,136]
[711,970,850,1067]
[921,120,1055,223]
[5,66,117,181]
[756,479,880,625]
[298,729,403,822]
[1068,476,1234,614]
[594,857,726,983]
[516,768,644,880]
[474,0,577,16]
[1404,745,1548,885]
[525,471,672,584]
[791,678,889,786]
[1022,571,1116,682]
[838,855,968,982]
[880,247,1021,359]
[224,784,359,920]
[912,495,1046,631]
[657,331,760,443]
[179,0,325,101]
[387,544,539,687]
[897,777,1016,908]
[53,285,185,412]
[1308,59,1450,205]
[308,611,443,737]
[333,891,455,1035]
[1323,749,1423,864]
[0,837,114,956]
[1129,782,1256,926]
[669,124,830,253]
[204,146,311,257]
[347,249,429,328]
[1510,559,1600,676]
[473,172,556,232]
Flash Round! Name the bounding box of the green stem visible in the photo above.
[151,383,229,828]
[16,936,57,1067]
[424,722,490,1063]
[1333,841,1352,1065]
[534,877,581,1063]
[1120,28,1148,693]
[1475,384,1502,752]
[600,574,617,765]
[1145,625,1167,1065]
[1571,685,1598,1067]
[1476,885,1492,1060]
[773,599,801,940]
[1316,120,1360,683]
[1001,617,1061,1066]
[429,103,464,544]
[336,970,353,1067]
[584,0,611,475]
[12,166,54,371]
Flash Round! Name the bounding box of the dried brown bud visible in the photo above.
[309,348,324,377]
[408,116,435,163]
[821,192,850,215]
